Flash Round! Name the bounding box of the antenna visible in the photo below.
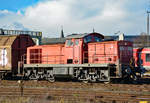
[93,28,95,33]
[61,26,64,38]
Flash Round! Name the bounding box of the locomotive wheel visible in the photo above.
[47,77,55,82]
[29,72,38,80]
[79,72,89,83]
[82,80,88,83]
[0,72,6,80]
[130,74,137,81]
[89,74,96,82]
[29,74,38,80]
[46,73,55,82]
[0,73,4,80]
[46,70,55,82]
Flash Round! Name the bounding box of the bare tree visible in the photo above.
[133,32,149,48]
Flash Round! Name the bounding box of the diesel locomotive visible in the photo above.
[22,32,135,82]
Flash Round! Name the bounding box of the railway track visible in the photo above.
[0,80,150,102]
[0,87,150,102]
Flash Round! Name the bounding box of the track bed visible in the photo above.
[0,80,150,103]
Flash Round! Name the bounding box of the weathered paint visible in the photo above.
[88,41,133,64]
[27,44,64,64]
[0,35,35,74]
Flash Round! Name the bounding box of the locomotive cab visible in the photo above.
[64,33,104,64]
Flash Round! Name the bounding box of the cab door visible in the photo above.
[65,39,83,64]
[73,39,82,64]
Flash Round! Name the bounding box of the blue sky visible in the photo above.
[0,0,149,37]
[0,0,40,12]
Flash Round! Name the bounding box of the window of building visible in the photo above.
[146,53,150,62]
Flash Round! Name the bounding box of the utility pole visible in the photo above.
[147,11,150,46]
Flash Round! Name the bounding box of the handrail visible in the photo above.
[28,53,64,64]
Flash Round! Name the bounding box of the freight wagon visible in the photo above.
[23,32,135,82]
[0,35,35,79]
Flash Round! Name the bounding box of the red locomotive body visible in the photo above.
[26,32,104,65]
[64,33,104,64]
[27,44,64,64]
[88,41,133,65]
[24,33,134,82]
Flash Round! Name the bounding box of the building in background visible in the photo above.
[0,28,42,45]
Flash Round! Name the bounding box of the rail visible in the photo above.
[0,81,150,102]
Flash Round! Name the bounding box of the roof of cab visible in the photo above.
[66,32,104,39]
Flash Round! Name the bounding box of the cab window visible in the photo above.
[66,40,73,46]
[75,39,79,45]
[84,36,92,43]
[94,36,102,42]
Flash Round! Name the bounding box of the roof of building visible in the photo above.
[105,35,139,41]
[42,38,66,45]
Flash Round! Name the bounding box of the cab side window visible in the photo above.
[94,36,102,42]
[67,40,73,47]
[84,36,92,43]
[75,39,79,45]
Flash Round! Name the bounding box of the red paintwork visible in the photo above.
[64,33,104,64]
[27,44,65,64]
[88,41,133,64]
[27,33,105,65]
[133,48,150,69]
[26,33,133,66]
[64,38,83,64]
